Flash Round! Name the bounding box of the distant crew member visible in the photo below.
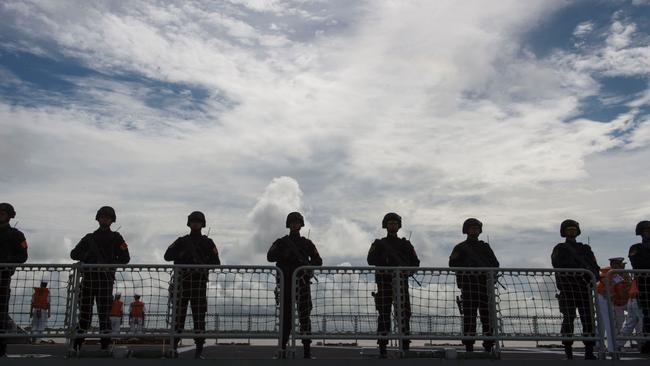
[70,206,130,351]
[551,219,599,360]
[367,213,420,358]
[0,203,29,357]
[449,218,499,353]
[110,293,124,335]
[129,294,146,334]
[597,257,631,353]
[618,278,643,349]
[165,211,220,359]
[30,280,51,337]
[628,220,650,354]
[267,212,322,359]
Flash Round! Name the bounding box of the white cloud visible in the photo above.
[1,0,649,269]
[574,21,595,38]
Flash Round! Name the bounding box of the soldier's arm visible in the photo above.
[449,245,464,267]
[628,245,644,269]
[206,238,221,265]
[551,244,570,268]
[406,241,420,267]
[308,240,323,266]
[485,243,500,268]
[584,245,600,278]
[367,240,384,265]
[164,238,182,262]
[267,239,284,262]
[70,235,91,261]
[114,233,130,264]
[8,230,28,263]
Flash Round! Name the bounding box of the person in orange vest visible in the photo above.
[618,279,644,349]
[129,294,145,334]
[597,257,631,353]
[110,293,124,335]
[30,280,50,336]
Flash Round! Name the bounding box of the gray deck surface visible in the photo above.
[2,342,649,364]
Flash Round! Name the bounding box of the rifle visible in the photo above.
[377,238,421,286]
[280,236,319,283]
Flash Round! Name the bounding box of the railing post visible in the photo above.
[487,268,500,356]
[603,273,617,359]
[533,315,539,347]
[392,268,404,353]
[590,270,607,359]
[66,263,82,354]
[168,267,180,355]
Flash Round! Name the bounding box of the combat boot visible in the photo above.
[379,343,388,358]
[73,338,83,352]
[584,344,596,360]
[303,343,312,359]
[483,341,494,353]
[402,340,410,352]
[641,341,650,354]
[465,344,474,352]
[563,345,573,360]
[195,343,205,359]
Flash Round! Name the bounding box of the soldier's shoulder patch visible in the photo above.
[120,242,128,250]
[212,245,219,256]
[450,251,460,260]
[629,248,638,257]
[20,240,28,249]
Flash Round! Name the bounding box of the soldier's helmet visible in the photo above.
[0,203,16,219]
[462,218,483,234]
[636,221,650,236]
[95,206,116,223]
[187,211,206,228]
[286,212,304,228]
[382,212,402,229]
[560,219,581,237]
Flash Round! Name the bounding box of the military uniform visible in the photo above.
[551,221,599,355]
[449,238,499,350]
[267,232,322,351]
[367,235,420,351]
[0,203,28,357]
[628,220,650,353]
[165,232,220,349]
[70,228,130,348]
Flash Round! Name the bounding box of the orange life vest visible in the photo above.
[32,288,49,310]
[597,267,631,306]
[110,300,124,317]
[130,300,145,317]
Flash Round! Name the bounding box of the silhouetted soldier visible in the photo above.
[267,212,322,359]
[0,203,28,357]
[551,219,599,360]
[70,206,130,351]
[449,218,499,353]
[367,212,420,358]
[165,211,220,359]
[629,220,650,354]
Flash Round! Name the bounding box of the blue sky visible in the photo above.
[1,0,649,267]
